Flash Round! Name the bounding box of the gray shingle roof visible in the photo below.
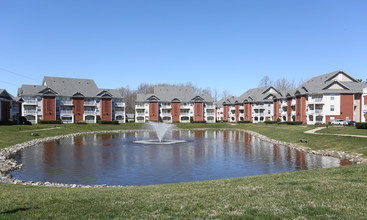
[297,70,366,94]
[0,89,15,101]
[43,76,100,97]
[136,86,213,102]
[18,76,123,99]
[237,86,281,103]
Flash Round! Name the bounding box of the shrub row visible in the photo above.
[38,120,62,124]
[285,121,303,125]
[0,120,17,125]
[191,121,207,123]
[238,120,251,123]
[264,121,277,124]
[97,120,119,125]
[356,122,367,129]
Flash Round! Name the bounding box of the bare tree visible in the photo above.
[221,90,233,98]
[258,75,273,87]
[274,78,296,91]
[211,88,220,103]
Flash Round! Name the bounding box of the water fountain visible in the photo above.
[133,121,186,144]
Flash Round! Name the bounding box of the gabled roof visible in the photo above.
[296,70,366,94]
[0,89,15,101]
[18,76,124,99]
[136,86,213,103]
[42,76,100,97]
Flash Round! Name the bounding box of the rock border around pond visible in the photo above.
[0,129,366,188]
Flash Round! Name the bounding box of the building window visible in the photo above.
[330,94,334,100]
[268,110,270,114]
[330,105,334,111]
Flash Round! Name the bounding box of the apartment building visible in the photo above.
[0,89,21,122]
[18,76,125,124]
[273,70,367,124]
[216,71,366,125]
[135,86,215,123]
[216,86,279,123]
[362,87,367,122]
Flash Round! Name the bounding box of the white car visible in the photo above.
[331,119,347,126]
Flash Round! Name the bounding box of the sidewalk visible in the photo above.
[305,127,367,138]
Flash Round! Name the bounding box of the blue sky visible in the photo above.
[1,0,366,96]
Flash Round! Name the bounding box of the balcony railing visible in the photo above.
[253,105,265,110]
[363,105,367,111]
[60,110,73,114]
[315,109,323,114]
[135,105,145,109]
[23,110,37,114]
[206,105,215,109]
[161,112,171,116]
[180,112,190,116]
[23,100,37,105]
[315,120,323,124]
[86,120,95,123]
[84,110,96,115]
[60,101,73,105]
[84,101,96,106]
[308,98,323,103]
[291,100,296,106]
[239,106,244,110]
[281,102,287,107]
[115,111,125,115]
[136,112,145,116]
[161,105,171,109]
[206,112,215,116]
[115,102,125,107]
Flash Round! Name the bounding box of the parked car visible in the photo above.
[347,121,356,126]
[331,119,347,126]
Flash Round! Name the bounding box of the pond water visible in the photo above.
[11,130,347,186]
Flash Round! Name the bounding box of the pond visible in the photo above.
[11,130,347,186]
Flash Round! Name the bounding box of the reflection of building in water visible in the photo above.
[43,141,56,165]
[73,135,84,147]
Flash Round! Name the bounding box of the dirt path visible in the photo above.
[19,127,62,133]
[305,127,367,138]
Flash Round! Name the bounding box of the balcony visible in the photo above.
[86,120,95,123]
[307,109,315,114]
[84,101,96,106]
[315,109,323,114]
[291,110,296,115]
[291,100,296,106]
[205,105,215,109]
[60,100,73,106]
[308,98,324,104]
[206,112,215,116]
[23,100,37,105]
[60,110,73,114]
[135,105,145,109]
[136,112,145,116]
[180,112,190,116]
[281,102,287,107]
[363,105,367,112]
[23,109,37,114]
[84,110,96,115]
[253,112,265,116]
[161,105,171,109]
[180,105,191,109]
[115,111,125,115]
[239,106,244,110]
[115,102,125,107]
[253,105,265,110]
[161,112,171,116]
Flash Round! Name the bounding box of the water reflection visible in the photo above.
[11,130,348,186]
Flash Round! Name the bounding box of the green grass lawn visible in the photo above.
[0,123,367,219]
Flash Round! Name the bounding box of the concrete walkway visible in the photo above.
[304,127,367,138]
